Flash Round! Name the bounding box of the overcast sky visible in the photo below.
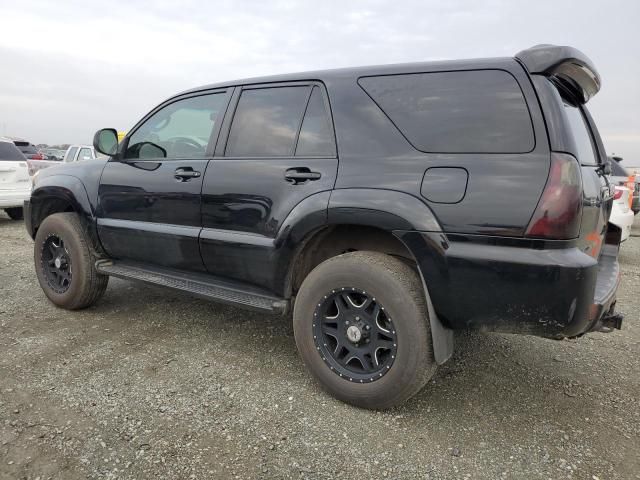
[1,0,638,161]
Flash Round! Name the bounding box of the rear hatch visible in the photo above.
[517,45,612,258]
[0,142,30,190]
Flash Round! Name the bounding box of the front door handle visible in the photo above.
[284,167,321,184]
[174,167,201,181]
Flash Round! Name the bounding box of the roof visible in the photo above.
[178,56,516,96]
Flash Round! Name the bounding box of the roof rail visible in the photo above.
[515,44,601,104]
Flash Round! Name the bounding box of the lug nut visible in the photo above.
[355,316,360,321]
[365,325,370,330]
[345,320,349,325]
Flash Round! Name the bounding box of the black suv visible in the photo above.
[25,45,622,408]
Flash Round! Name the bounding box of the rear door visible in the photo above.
[200,83,338,286]
[97,90,231,271]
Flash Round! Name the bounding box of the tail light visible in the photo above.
[525,152,582,239]
[612,188,623,201]
[32,153,44,160]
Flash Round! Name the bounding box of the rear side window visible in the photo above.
[226,86,309,157]
[563,103,598,165]
[295,86,335,156]
[359,70,534,153]
[0,142,25,161]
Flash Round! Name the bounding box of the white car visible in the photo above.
[0,137,31,220]
[63,145,97,163]
[609,185,635,242]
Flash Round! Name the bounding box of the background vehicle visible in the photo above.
[609,186,634,242]
[610,156,639,215]
[25,45,622,408]
[62,145,97,163]
[0,137,30,220]
[42,148,66,161]
[12,139,46,160]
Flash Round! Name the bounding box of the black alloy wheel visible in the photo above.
[313,288,397,383]
[41,234,72,294]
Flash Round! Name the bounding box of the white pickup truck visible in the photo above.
[27,145,98,176]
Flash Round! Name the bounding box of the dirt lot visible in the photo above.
[1,214,639,480]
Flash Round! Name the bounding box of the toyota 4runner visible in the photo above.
[25,45,623,408]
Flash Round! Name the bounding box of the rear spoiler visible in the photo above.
[515,44,601,104]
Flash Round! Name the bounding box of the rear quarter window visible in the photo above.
[358,69,535,153]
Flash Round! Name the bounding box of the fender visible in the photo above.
[328,188,442,232]
[29,174,95,237]
[328,188,453,365]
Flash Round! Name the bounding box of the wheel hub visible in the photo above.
[346,325,362,343]
[313,288,397,383]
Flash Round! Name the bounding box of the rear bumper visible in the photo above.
[397,231,620,338]
[0,188,31,209]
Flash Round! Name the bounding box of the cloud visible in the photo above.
[0,0,638,159]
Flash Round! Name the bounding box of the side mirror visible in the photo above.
[93,128,119,156]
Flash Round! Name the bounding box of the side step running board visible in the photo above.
[96,260,288,314]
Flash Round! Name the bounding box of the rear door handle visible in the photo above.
[174,167,201,181]
[284,167,321,184]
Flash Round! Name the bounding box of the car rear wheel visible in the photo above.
[34,212,108,310]
[5,207,23,220]
[293,251,436,409]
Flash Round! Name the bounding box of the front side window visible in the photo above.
[563,102,598,165]
[125,93,227,160]
[225,86,310,157]
[64,147,78,162]
[359,70,535,153]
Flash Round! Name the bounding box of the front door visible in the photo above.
[200,83,338,289]
[97,90,230,271]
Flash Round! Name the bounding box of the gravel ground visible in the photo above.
[1,213,639,480]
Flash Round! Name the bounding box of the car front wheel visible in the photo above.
[34,213,108,310]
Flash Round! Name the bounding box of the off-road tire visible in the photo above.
[34,213,108,309]
[293,251,436,409]
[5,207,23,220]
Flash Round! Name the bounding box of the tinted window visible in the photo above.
[295,86,335,156]
[78,148,93,161]
[64,147,78,162]
[563,103,598,165]
[226,86,309,157]
[126,93,226,160]
[0,142,25,161]
[359,70,534,153]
